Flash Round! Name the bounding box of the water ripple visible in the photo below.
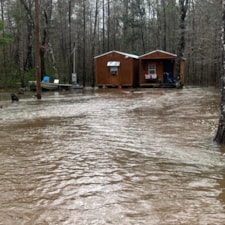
[0,88,225,224]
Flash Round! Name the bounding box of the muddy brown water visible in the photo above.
[0,87,225,225]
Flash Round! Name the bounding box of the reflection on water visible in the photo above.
[0,87,225,225]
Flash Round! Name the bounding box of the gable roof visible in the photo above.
[139,50,177,59]
[94,50,139,59]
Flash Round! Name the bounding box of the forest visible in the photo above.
[0,0,222,88]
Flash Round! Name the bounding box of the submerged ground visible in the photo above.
[0,87,225,225]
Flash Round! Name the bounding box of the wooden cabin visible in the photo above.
[139,50,185,87]
[95,50,139,88]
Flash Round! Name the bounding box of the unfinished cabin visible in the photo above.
[95,50,139,88]
[139,50,185,87]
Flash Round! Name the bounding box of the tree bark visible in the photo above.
[82,0,86,87]
[214,0,225,144]
[214,78,225,144]
[40,7,50,78]
[0,0,7,79]
[68,0,72,83]
[107,0,110,51]
[20,0,34,71]
[176,0,188,88]
[34,0,41,99]
[162,0,167,51]
[48,42,59,79]
[102,0,105,52]
[18,1,25,88]
[91,0,99,87]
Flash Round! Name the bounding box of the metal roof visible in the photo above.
[139,50,177,58]
[94,50,139,59]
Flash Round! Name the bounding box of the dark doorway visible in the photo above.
[163,60,175,83]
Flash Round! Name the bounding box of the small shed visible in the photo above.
[95,50,139,88]
[139,50,185,87]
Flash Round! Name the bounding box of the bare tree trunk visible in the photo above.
[40,5,51,78]
[18,1,25,87]
[102,0,105,52]
[48,42,59,79]
[68,0,72,83]
[91,0,99,87]
[35,0,41,99]
[214,0,225,144]
[0,0,7,79]
[156,0,162,49]
[82,0,86,87]
[20,0,34,71]
[162,0,167,51]
[107,0,110,51]
[122,0,129,51]
[176,0,188,88]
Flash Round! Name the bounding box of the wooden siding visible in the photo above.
[139,60,164,85]
[139,50,185,87]
[95,50,185,88]
[95,51,139,87]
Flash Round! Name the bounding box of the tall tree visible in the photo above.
[34,0,41,99]
[17,1,25,88]
[162,0,167,51]
[82,0,86,87]
[0,0,6,79]
[68,0,72,82]
[19,0,34,72]
[176,0,188,88]
[107,0,110,51]
[185,0,221,86]
[0,0,222,88]
[102,0,105,52]
[40,0,54,79]
[91,0,99,87]
[214,0,225,144]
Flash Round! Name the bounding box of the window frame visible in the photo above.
[110,66,119,75]
[148,64,156,75]
[107,61,120,76]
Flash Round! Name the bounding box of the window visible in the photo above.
[110,66,118,75]
[145,64,157,80]
[148,64,156,74]
[107,61,120,76]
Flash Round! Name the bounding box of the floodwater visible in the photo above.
[0,87,225,225]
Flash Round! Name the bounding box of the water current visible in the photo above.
[0,87,225,225]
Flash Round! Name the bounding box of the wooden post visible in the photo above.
[35,0,41,99]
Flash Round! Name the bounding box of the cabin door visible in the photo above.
[163,60,174,83]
